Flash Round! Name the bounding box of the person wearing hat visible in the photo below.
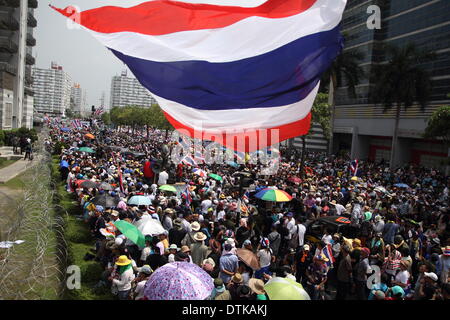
[368,232,385,266]
[190,232,208,266]
[249,278,267,300]
[169,218,187,248]
[354,247,372,300]
[295,244,313,285]
[211,278,231,300]
[167,244,180,263]
[416,272,439,300]
[181,221,200,248]
[227,273,244,300]
[133,265,153,300]
[255,237,274,280]
[385,285,405,300]
[392,260,411,291]
[139,235,153,266]
[305,253,329,300]
[109,255,136,300]
[219,243,239,285]
[202,257,216,275]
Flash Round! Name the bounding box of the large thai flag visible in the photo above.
[52,0,346,152]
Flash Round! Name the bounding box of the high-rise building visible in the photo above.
[32,62,72,117]
[110,69,156,108]
[70,83,84,116]
[332,0,450,169]
[0,0,37,130]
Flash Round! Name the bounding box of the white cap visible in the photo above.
[424,272,438,281]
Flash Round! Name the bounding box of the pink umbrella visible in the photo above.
[144,262,214,300]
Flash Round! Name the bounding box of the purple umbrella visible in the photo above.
[144,262,214,300]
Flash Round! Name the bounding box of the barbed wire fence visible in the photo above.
[0,128,69,300]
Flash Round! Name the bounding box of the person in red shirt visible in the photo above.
[143,160,154,184]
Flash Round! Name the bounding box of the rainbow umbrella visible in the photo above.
[255,188,292,202]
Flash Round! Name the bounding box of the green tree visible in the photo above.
[423,105,450,145]
[372,43,435,169]
[101,111,111,126]
[299,93,331,178]
[322,46,365,155]
[149,104,173,138]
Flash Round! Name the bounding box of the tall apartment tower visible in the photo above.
[0,0,37,129]
[32,62,72,117]
[110,69,157,108]
[70,83,84,116]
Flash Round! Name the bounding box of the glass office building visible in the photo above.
[333,0,450,169]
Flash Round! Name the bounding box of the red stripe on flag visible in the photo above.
[50,0,317,36]
[164,111,311,153]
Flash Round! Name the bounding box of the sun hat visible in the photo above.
[424,272,438,281]
[231,273,243,284]
[214,278,225,293]
[303,244,310,251]
[115,255,132,266]
[202,257,216,269]
[169,244,179,251]
[140,265,153,275]
[353,239,361,247]
[375,215,382,222]
[248,278,265,295]
[191,221,201,231]
[390,286,405,298]
[194,232,207,242]
[173,218,182,227]
[243,239,252,246]
[180,245,190,253]
[400,260,411,269]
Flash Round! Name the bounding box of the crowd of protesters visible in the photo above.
[48,119,450,300]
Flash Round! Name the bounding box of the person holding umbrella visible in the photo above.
[109,255,135,300]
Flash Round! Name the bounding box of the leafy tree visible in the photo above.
[372,43,435,169]
[101,112,111,126]
[299,93,331,178]
[321,42,365,155]
[423,105,450,145]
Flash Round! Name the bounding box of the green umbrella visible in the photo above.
[78,147,95,153]
[159,184,177,193]
[208,173,223,181]
[264,277,310,300]
[114,220,146,248]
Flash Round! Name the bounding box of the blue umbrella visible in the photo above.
[60,160,69,168]
[226,161,239,168]
[60,127,71,132]
[394,183,410,188]
[128,195,152,206]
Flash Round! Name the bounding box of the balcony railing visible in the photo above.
[0,61,15,75]
[0,37,17,53]
[25,53,35,65]
[0,16,19,31]
[24,86,34,96]
[28,0,37,9]
[27,13,36,28]
[26,33,35,46]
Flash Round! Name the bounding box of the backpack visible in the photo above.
[289,225,300,250]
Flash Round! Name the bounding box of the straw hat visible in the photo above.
[231,273,243,284]
[193,232,207,242]
[180,245,191,253]
[115,255,132,266]
[191,221,201,231]
[248,278,265,295]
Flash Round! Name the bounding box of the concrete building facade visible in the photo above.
[0,0,37,130]
[32,62,72,117]
[110,70,157,108]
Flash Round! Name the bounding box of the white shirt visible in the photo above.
[286,219,296,240]
[257,249,272,268]
[395,270,410,285]
[157,171,169,185]
[140,247,151,262]
[297,224,306,246]
[134,280,147,300]
[335,203,346,215]
[201,199,212,214]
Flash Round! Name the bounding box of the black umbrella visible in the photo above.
[80,180,98,189]
[90,193,119,208]
[97,182,113,191]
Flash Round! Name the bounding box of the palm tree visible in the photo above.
[371,43,435,169]
[322,47,365,155]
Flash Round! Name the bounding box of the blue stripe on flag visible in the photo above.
[109,26,342,110]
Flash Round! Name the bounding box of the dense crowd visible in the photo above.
[48,120,449,300]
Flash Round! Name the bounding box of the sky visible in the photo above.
[34,0,268,111]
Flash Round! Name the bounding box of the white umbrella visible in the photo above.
[134,215,165,236]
